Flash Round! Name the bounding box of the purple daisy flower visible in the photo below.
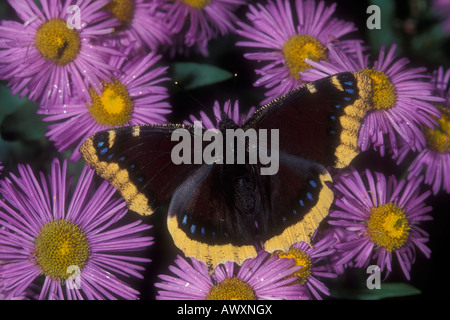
[328,167,432,280]
[160,0,246,56]
[396,67,450,195]
[236,0,360,104]
[103,0,172,52]
[303,43,443,157]
[274,233,337,300]
[0,0,121,106]
[0,158,154,300]
[155,251,308,300]
[166,0,246,54]
[185,99,255,129]
[39,47,171,162]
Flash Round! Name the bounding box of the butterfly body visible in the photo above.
[81,72,373,267]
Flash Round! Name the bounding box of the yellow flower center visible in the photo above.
[33,220,90,281]
[88,79,134,126]
[282,34,328,79]
[276,247,311,285]
[359,68,397,110]
[181,0,211,9]
[35,18,81,66]
[424,105,450,153]
[105,0,135,29]
[366,203,410,252]
[206,278,257,300]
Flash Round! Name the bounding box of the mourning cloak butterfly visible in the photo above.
[80,72,373,268]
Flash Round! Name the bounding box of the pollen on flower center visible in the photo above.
[276,247,311,284]
[366,202,410,252]
[88,79,134,126]
[282,34,328,79]
[359,68,397,110]
[33,220,90,281]
[424,105,450,153]
[181,0,211,10]
[206,277,257,300]
[35,18,81,66]
[105,0,135,29]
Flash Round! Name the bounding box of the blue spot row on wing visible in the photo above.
[95,138,147,185]
[283,178,319,224]
[181,213,223,240]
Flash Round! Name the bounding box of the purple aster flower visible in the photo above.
[160,0,246,56]
[0,0,122,106]
[39,47,172,162]
[274,233,337,300]
[103,0,172,52]
[236,0,360,104]
[396,67,450,195]
[0,158,153,300]
[328,167,432,280]
[155,251,309,300]
[303,43,443,157]
[185,99,255,129]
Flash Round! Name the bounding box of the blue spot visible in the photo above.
[293,209,297,215]
[309,180,317,188]
[335,104,342,109]
[100,147,108,155]
[282,217,287,223]
[307,192,314,201]
[224,233,229,238]
[97,141,105,148]
[190,224,196,234]
[182,215,188,225]
[344,96,351,101]
[130,164,135,169]
[201,227,205,236]
[329,130,336,135]
[344,81,353,86]
[299,200,305,207]
[137,177,144,183]
[330,115,336,121]
[118,156,125,162]
[212,232,216,239]
[345,88,354,94]
[107,153,114,160]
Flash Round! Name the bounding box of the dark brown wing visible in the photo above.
[243,72,373,169]
[80,124,203,216]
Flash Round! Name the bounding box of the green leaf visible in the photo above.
[170,62,233,90]
[331,282,421,300]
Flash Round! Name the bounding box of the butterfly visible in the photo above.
[80,72,373,268]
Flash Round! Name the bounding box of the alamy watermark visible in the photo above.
[66,5,81,30]
[367,5,381,29]
[366,265,381,289]
[67,264,82,290]
[170,121,280,175]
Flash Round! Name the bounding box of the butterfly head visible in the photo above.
[218,111,239,130]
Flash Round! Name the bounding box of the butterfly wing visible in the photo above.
[167,163,260,267]
[244,72,373,253]
[243,72,373,169]
[80,124,204,216]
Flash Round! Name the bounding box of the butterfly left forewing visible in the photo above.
[80,124,202,215]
